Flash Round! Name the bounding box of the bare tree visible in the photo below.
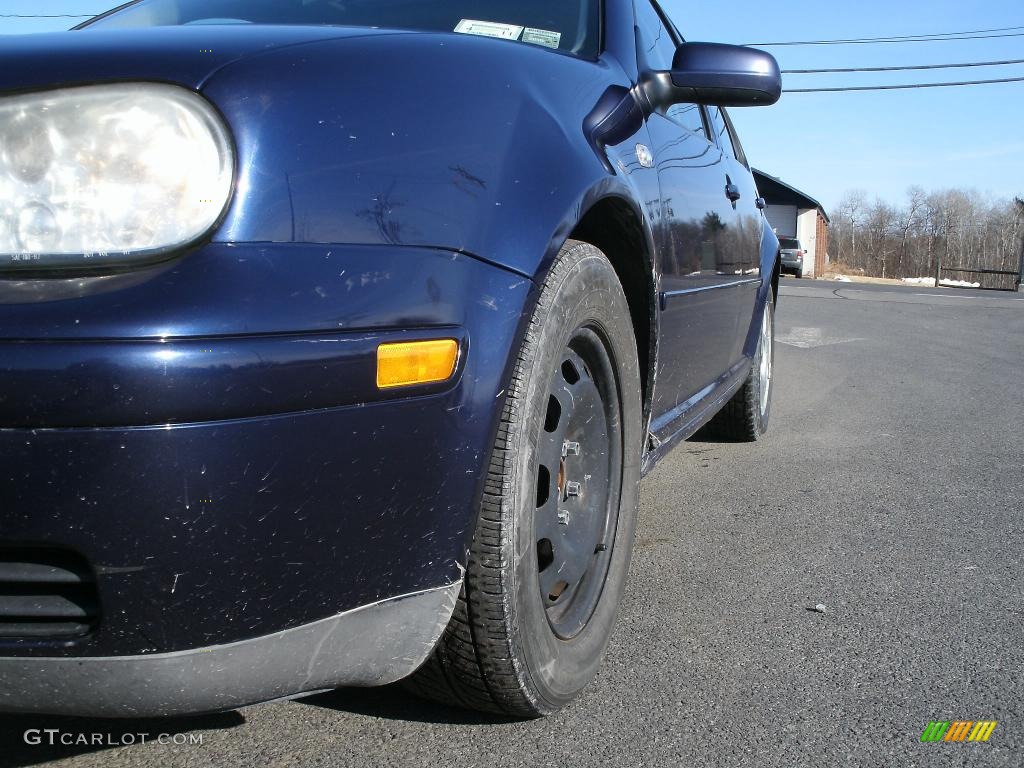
[828,187,1022,289]
[865,199,897,278]
[833,189,867,269]
[898,186,926,276]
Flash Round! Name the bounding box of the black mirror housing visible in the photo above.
[667,42,781,107]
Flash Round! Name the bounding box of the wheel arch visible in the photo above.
[564,194,659,436]
[741,217,781,358]
[763,218,782,305]
[771,251,781,304]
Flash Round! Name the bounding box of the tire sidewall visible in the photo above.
[510,245,643,711]
[753,292,775,435]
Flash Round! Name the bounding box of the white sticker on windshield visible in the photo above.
[522,27,562,49]
[455,19,524,41]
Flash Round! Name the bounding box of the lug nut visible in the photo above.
[557,509,570,525]
[565,481,582,498]
[562,441,581,457]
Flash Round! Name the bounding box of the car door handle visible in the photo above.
[725,178,741,203]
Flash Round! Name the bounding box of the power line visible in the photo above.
[749,26,1024,46]
[871,23,1024,36]
[785,76,1024,93]
[760,32,1024,46]
[783,58,1024,74]
[0,13,99,17]
[750,25,1024,45]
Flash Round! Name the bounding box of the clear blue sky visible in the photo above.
[2,0,1023,212]
[666,0,1024,211]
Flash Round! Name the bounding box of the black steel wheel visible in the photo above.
[408,240,643,717]
[535,331,622,640]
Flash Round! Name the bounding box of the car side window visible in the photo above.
[635,1,707,140]
[719,108,749,166]
[706,106,738,159]
[666,103,708,140]
[634,0,677,71]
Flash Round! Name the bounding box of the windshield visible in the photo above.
[84,0,601,58]
[779,239,801,250]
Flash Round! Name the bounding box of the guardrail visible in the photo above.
[936,253,1024,292]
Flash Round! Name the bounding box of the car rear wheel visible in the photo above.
[406,240,643,717]
[701,288,774,441]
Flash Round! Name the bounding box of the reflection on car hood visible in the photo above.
[0,25,405,94]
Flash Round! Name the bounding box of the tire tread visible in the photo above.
[408,241,608,717]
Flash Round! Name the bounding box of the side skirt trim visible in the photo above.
[642,358,751,475]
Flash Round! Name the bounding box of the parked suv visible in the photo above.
[0,0,781,718]
[779,238,806,277]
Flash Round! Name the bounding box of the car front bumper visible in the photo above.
[0,582,459,717]
[0,242,533,716]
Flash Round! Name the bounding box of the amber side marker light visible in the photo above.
[377,339,459,389]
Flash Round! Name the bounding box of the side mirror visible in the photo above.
[649,42,781,108]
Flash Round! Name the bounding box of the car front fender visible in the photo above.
[201,32,651,280]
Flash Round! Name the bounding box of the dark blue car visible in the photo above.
[0,0,781,718]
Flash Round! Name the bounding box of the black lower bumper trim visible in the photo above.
[0,581,460,718]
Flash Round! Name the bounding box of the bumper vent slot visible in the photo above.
[0,548,98,638]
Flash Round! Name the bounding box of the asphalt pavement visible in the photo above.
[2,278,1022,768]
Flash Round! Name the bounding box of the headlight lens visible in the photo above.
[0,83,233,270]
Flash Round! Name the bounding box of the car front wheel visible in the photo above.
[407,240,643,717]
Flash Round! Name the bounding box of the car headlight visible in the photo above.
[0,83,234,270]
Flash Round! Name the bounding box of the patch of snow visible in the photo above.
[901,276,981,288]
[833,275,852,282]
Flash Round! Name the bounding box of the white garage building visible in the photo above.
[752,169,830,279]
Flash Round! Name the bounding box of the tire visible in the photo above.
[701,288,775,441]
[406,240,643,717]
